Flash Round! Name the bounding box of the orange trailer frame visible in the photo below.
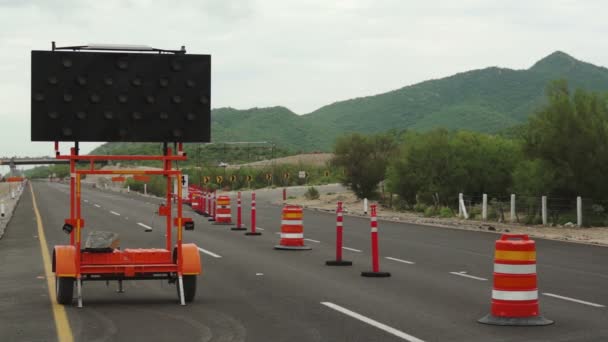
[51,142,201,307]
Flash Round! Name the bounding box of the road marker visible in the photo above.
[342,246,362,252]
[137,222,153,232]
[30,183,74,342]
[94,204,101,208]
[542,293,605,308]
[84,199,89,203]
[449,271,487,281]
[321,302,425,342]
[256,273,264,276]
[110,211,121,216]
[257,227,265,231]
[385,257,415,265]
[197,247,222,258]
[305,238,321,243]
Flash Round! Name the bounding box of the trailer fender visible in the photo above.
[181,243,202,275]
[52,245,77,277]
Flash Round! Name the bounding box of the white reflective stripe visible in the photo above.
[71,173,76,178]
[492,290,538,301]
[494,264,536,274]
[371,227,378,232]
[281,233,304,239]
[337,222,343,227]
[218,205,230,209]
[337,213,343,217]
[216,214,232,218]
[281,220,302,225]
[371,217,377,222]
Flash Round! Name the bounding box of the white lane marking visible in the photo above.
[342,247,362,252]
[305,238,321,243]
[137,223,153,231]
[94,204,101,208]
[321,302,425,342]
[385,257,415,265]
[256,273,264,276]
[197,247,222,258]
[449,271,487,281]
[84,199,89,203]
[110,211,121,216]
[542,293,605,308]
[256,227,265,231]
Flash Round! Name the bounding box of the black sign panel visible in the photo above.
[31,50,210,142]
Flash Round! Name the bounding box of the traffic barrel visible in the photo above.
[213,195,233,225]
[361,204,390,277]
[275,205,311,250]
[478,234,553,326]
[326,201,352,266]
[231,192,247,231]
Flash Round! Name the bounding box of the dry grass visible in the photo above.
[229,153,334,169]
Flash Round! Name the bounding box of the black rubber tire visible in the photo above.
[177,275,197,303]
[56,277,74,305]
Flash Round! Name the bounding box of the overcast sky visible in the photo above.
[1,0,607,173]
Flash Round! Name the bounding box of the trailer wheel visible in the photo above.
[56,276,74,305]
[177,275,197,302]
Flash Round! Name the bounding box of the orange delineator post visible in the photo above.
[478,234,553,326]
[245,192,261,236]
[213,195,232,225]
[275,205,311,250]
[361,204,390,277]
[326,201,352,266]
[231,192,247,231]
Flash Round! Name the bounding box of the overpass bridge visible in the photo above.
[0,157,68,175]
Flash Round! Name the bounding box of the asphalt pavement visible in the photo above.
[0,181,607,342]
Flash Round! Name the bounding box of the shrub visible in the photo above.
[423,206,439,217]
[439,206,453,218]
[413,202,427,213]
[304,186,320,200]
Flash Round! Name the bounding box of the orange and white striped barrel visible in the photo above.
[274,205,311,250]
[213,195,233,225]
[478,234,553,326]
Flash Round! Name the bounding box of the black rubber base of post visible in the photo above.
[207,218,215,222]
[274,245,312,250]
[202,213,209,217]
[477,314,554,326]
[231,226,247,231]
[245,232,262,236]
[326,260,353,266]
[361,271,391,277]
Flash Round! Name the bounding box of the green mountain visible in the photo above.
[93,51,608,155]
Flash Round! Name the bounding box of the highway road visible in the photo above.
[0,181,607,341]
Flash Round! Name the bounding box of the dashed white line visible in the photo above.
[137,223,153,231]
[385,257,415,265]
[542,293,605,308]
[110,211,121,216]
[449,271,487,281]
[305,238,321,243]
[197,247,222,258]
[256,227,265,231]
[84,199,89,203]
[342,247,362,252]
[321,302,425,342]
[94,204,101,208]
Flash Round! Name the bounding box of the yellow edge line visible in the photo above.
[30,183,74,342]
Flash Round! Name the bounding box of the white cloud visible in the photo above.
[0,0,607,159]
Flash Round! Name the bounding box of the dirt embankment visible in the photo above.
[283,190,608,247]
[229,153,333,169]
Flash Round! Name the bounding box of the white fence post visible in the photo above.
[541,196,547,226]
[458,193,463,217]
[482,194,488,221]
[510,194,516,223]
[459,193,469,219]
[577,196,582,227]
[144,183,148,196]
[127,185,130,193]
[1,202,5,218]
[363,198,368,215]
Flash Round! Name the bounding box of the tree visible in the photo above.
[332,132,397,199]
[521,80,608,199]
